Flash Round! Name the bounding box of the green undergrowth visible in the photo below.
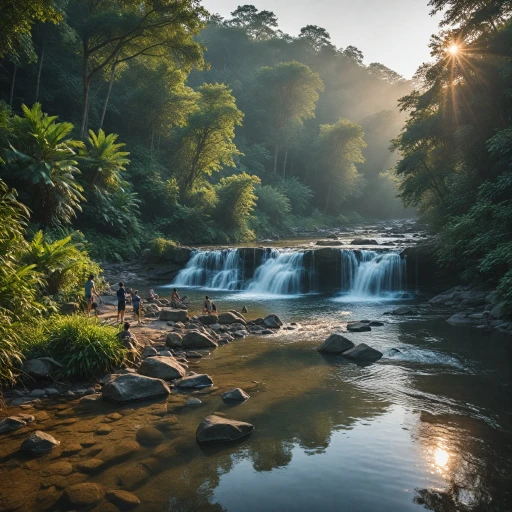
[22,316,126,380]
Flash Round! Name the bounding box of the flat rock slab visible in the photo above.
[102,374,170,402]
[222,388,250,403]
[106,490,141,509]
[317,334,355,354]
[138,356,186,380]
[196,415,254,443]
[342,343,383,362]
[63,483,105,508]
[197,314,219,325]
[177,374,213,389]
[159,309,189,322]
[20,431,60,454]
[347,322,372,332]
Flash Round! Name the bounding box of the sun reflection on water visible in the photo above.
[434,447,449,469]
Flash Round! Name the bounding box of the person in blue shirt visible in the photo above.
[116,282,127,323]
[84,274,98,318]
[132,290,142,326]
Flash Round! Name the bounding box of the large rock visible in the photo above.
[21,358,53,379]
[138,356,186,380]
[218,312,246,325]
[166,332,183,348]
[222,388,250,403]
[106,490,141,510]
[342,343,383,362]
[391,306,414,315]
[196,415,254,443]
[197,314,219,325]
[317,333,355,354]
[102,374,170,402]
[20,431,60,454]
[182,331,218,349]
[490,302,507,319]
[0,416,27,434]
[176,374,213,389]
[263,314,283,328]
[447,312,484,325]
[347,322,371,332]
[351,238,378,245]
[159,309,189,322]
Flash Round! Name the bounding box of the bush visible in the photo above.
[148,237,179,261]
[255,185,291,224]
[23,316,126,379]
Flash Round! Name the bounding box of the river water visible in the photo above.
[1,251,511,511]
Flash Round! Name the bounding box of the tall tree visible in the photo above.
[172,83,244,193]
[67,0,207,136]
[254,61,324,172]
[227,5,278,40]
[314,119,366,213]
[298,25,334,51]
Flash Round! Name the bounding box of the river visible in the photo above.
[0,244,511,512]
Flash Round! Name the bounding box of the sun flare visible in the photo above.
[448,44,459,55]
[434,447,450,468]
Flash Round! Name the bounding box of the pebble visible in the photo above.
[186,398,202,406]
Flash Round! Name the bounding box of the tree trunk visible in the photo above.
[282,149,288,177]
[35,40,46,101]
[324,187,331,214]
[289,158,294,177]
[99,64,116,129]
[80,43,90,138]
[9,64,17,107]
[273,143,279,172]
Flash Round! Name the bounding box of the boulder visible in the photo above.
[391,306,414,315]
[60,302,79,315]
[351,238,378,245]
[135,426,165,447]
[241,306,248,313]
[222,388,250,403]
[63,483,105,508]
[21,358,54,379]
[20,431,60,454]
[317,334,355,354]
[196,415,254,443]
[182,331,218,349]
[347,322,372,332]
[342,343,383,362]
[166,332,183,349]
[176,374,213,389]
[138,356,186,380]
[263,314,283,328]
[159,309,189,322]
[102,374,170,402]
[490,302,507,319]
[0,416,27,434]
[218,312,246,325]
[369,321,385,327]
[141,346,157,358]
[447,312,483,325]
[197,314,219,325]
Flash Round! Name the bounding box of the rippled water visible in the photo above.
[1,291,511,512]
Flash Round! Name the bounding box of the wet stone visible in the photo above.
[106,489,141,510]
[63,483,106,507]
[77,458,105,473]
[96,425,112,435]
[62,443,83,456]
[118,464,150,490]
[43,461,74,476]
[136,427,165,447]
[36,486,61,511]
[21,431,60,455]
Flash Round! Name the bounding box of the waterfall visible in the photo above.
[172,248,407,298]
[247,250,305,295]
[173,249,244,290]
[348,251,406,298]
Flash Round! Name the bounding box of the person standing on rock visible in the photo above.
[116,282,127,323]
[203,296,212,314]
[85,274,98,318]
[132,290,142,326]
[172,288,182,308]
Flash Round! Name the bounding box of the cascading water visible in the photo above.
[348,251,406,298]
[172,249,244,290]
[247,250,305,295]
[172,248,407,298]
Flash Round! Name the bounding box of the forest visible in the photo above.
[0,0,511,385]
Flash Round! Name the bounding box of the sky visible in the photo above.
[201,0,443,79]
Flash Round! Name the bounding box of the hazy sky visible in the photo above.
[201,0,442,79]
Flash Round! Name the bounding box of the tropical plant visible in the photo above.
[2,103,84,227]
[255,184,291,224]
[23,315,126,379]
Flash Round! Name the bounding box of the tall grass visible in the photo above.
[24,316,127,379]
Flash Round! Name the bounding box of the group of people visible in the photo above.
[85,275,219,325]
